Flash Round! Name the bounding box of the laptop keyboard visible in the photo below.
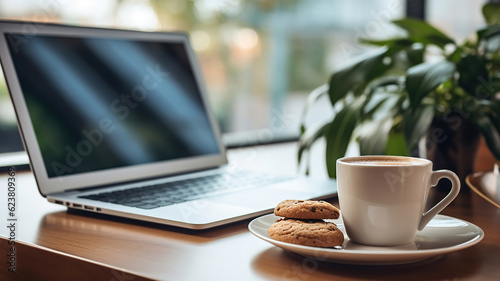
[79,171,293,210]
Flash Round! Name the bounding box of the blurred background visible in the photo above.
[0,0,487,154]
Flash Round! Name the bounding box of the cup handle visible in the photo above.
[417,170,461,231]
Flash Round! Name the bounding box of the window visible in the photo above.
[426,0,488,44]
[7,0,485,153]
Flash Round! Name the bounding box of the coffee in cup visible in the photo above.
[336,156,460,246]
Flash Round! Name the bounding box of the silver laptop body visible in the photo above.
[0,21,336,229]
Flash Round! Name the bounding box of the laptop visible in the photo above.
[0,21,337,229]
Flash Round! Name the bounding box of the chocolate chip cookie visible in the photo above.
[274,200,340,220]
[267,218,344,247]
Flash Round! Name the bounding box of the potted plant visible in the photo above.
[298,3,500,183]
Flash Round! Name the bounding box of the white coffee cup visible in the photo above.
[336,156,460,246]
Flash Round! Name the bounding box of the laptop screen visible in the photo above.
[5,34,220,178]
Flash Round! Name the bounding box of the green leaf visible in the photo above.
[360,77,403,119]
[392,18,454,48]
[406,61,455,109]
[470,111,500,160]
[362,96,389,120]
[482,100,500,139]
[328,48,391,106]
[402,104,435,153]
[360,38,414,48]
[297,122,329,164]
[385,131,408,156]
[358,117,393,155]
[478,24,500,40]
[297,122,330,175]
[325,104,359,178]
[299,84,328,136]
[486,35,500,53]
[448,46,464,63]
[478,24,500,54]
[406,45,425,66]
[483,3,500,25]
[456,54,489,96]
[488,112,500,137]
[477,22,500,54]
[487,100,500,119]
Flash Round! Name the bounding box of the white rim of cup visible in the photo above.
[337,155,431,166]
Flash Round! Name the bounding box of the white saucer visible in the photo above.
[248,214,484,265]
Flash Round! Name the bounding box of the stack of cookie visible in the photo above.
[267,200,344,248]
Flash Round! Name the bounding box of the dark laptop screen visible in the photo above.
[5,33,220,178]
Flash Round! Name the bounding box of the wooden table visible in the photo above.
[1,142,500,281]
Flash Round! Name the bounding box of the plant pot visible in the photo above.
[418,114,481,192]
